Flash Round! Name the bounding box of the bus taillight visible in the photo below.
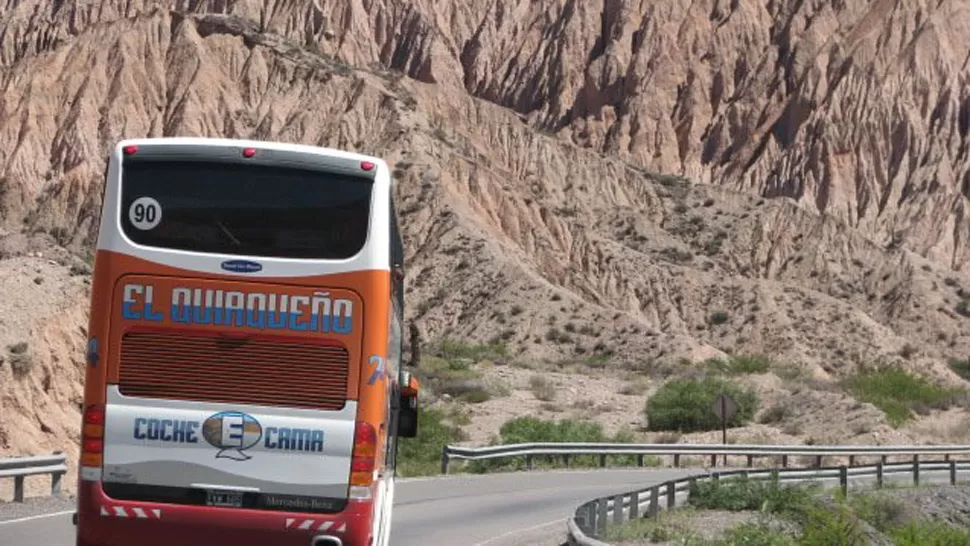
[81,405,105,467]
[350,422,377,488]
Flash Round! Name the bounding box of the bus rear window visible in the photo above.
[119,160,373,260]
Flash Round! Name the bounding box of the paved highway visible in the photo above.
[0,468,695,546]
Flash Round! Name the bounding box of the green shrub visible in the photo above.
[796,496,864,545]
[706,355,772,375]
[849,492,910,533]
[397,407,466,477]
[431,339,509,362]
[687,476,816,516]
[948,358,970,382]
[890,519,970,545]
[467,416,645,473]
[844,366,966,427]
[645,376,758,432]
[717,523,793,546]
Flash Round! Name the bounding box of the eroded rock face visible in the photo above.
[3,1,968,262]
[0,1,969,480]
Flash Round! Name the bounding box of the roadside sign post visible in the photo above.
[712,393,738,467]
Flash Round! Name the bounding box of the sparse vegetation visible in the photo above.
[843,365,967,427]
[414,341,514,403]
[431,339,509,362]
[707,355,772,375]
[397,407,468,477]
[528,375,557,401]
[645,376,758,432]
[948,357,970,382]
[710,311,730,325]
[608,477,970,545]
[7,341,33,378]
[758,403,790,425]
[466,416,653,473]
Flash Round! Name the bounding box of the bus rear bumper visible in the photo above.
[75,482,375,546]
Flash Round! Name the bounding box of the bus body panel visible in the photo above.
[76,481,377,546]
[77,138,409,546]
[102,389,358,500]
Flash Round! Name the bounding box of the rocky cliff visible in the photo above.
[1,0,969,489]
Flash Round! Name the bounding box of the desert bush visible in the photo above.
[529,375,557,401]
[7,342,33,378]
[467,416,649,472]
[759,403,790,424]
[688,476,816,516]
[844,365,966,427]
[645,376,758,432]
[948,357,970,382]
[397,407,467,477]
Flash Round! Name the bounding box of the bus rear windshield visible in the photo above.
[119,160,373,260]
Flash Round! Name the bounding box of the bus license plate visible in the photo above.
[206,490,244,508]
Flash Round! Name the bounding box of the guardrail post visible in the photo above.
[710,454,717,467]
[637,454,645,467]
[913,455,920,486]
[574,505,586,534]
[849,455,855,467]
[666,481,676,508]
[673,454,680,467]
[782,454,788,468]
[47,450,64,497]
[613,494,625,525]
[596,498,608,537]
[839,466,848,497]
[526,454,533,470]
[746,455,753,468]
[14,475,24,503]
[648,486,659,517]
[629,490,639,519]
[441,447,449,474]
[951,460,958,485]
[815,455,823,468]
[599,454,607,468]
[564,455,571,468]
[876,461,884,488]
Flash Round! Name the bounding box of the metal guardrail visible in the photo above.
[441,443,970,544]
[565,459,970,545]
[440,442,970,473]
[0,453,68,503]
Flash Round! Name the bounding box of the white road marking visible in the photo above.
[0,510,74,526]
[471,517,565,546]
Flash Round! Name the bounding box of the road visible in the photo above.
[0,468,696,546]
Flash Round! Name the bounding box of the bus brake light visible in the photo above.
[243,147,257,158]
[360,161,375,171]
[350,422,377,486]
[81,405,105,467]
[123,145,138,155]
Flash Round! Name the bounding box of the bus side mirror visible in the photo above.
[397,373,420,438]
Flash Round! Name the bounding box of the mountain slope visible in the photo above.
[0,0,969,495]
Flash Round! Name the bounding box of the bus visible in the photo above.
[74,137,420,546]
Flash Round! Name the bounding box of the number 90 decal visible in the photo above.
[129,197,162,230]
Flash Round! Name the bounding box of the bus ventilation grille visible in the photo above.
[118,330,350,411]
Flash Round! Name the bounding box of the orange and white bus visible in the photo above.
[74,137,419,546]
